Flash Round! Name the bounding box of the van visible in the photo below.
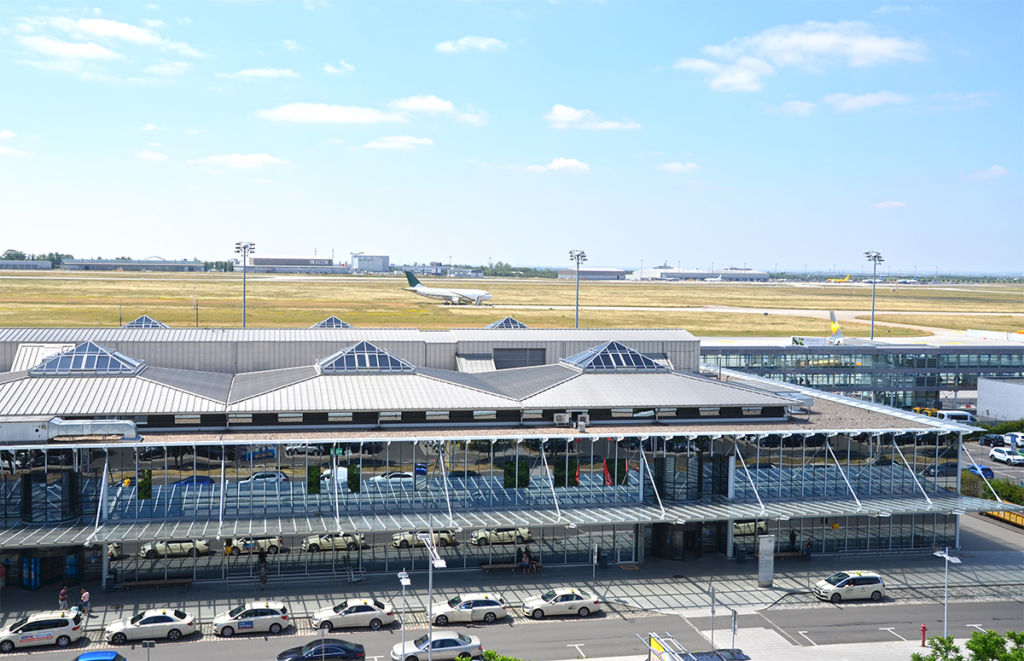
[813,570,886,603]
[934,411,976,423]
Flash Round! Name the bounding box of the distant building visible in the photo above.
[556,267,627,280]
[62,259,203,272]
[977,377,1024,422]
[351,254,390,273]
[247,256,347,274]
[0,260,52,270]
[628,267,768,282]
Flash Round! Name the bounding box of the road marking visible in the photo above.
[968,624,986,632]
[567,643,586,658]
[797,631,816,646]
[880,627,907,641]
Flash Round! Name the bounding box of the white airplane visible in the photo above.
[403,271,492,305]
[791,311,845,346]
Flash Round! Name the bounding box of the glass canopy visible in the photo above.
[317,341,414,373]
[28,341,145,376]
[123,315,168,328]
[312,316,352,329]
[485,316,529,329]
[562,341,666,372]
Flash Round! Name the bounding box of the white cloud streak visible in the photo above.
[435,36,506,53]
[658,162,699,173]
[144,60,189,76]
[258,103,407,124]
[364,136,434,150]
[822,90,910,111]
[0,130,14,140]
[136,150,168,162]
[188,153,289,169]
[772,100,816,115]
[17,35,121,60]
[283,39,299,51]
[966,165,1008,180]
[323,60,354,74]
[389,95,486,125]
[525,157,590,173]
[544,104,640,130]
[41,17,203,57]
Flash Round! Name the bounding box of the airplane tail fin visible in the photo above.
[404,271,422,288]
[828,311,844,343]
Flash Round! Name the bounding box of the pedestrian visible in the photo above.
[789,529,797,553]
[258,566,268,592]
[257,549,268,570]
[803,539,812,561]
[58,585,69,610]
[79,588,91,618]
[515,547,528,575]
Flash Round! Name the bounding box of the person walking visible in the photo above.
[79,588,91,618]
[789,529,797,553]
[258,566,268,592]
[58,586,69,610]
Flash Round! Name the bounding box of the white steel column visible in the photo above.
[538,440,562,521]
[824,439,862,511]
[732,440,765,515]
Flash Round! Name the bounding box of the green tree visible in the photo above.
[347,465,360,493]
[1,249,27,260]
[912,631,1024,661]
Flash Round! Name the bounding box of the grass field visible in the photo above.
[0,271,1019,334]
[855,314,1024,333]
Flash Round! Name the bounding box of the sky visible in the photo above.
[0,1,1021,274]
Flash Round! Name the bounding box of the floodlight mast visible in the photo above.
[398,569,410,661]
[569,250,587,329]
[933,547,961,637]
[234,241,255,328]
[864,250,883,340]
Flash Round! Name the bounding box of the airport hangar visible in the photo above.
[0,317,1018,589]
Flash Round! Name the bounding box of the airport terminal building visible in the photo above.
[0,319,1018,590]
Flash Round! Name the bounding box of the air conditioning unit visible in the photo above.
[576,414,590,426]
[553,413,571,426]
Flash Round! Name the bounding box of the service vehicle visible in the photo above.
[311,598,396,631]
[989,447,1024,466]
[105,608,196,643]
[301,532,367,553]
[226,536,284,555]
[392,530,457,549]
[213,600,290,637]
[812,570,886,603]
[470,527,530,546]
[277,638,365,661]
[139,539,210,558]
[431,593,506,625]
[0,610,85,652]
[521,587,602,619]
[391,631,483,661]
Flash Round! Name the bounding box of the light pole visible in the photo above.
[234,241,256,328]
[864,250,883,339]
[933,547,961,637]
[569,250,587,329]
[398,569,410,661]
[418,516,446,661]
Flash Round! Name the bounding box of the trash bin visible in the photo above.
[598,549,608,569]
[734,544,746,563]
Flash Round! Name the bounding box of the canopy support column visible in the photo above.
[732,440,766,515]
[639,447,665,519]
[825,437,862,511]
[538,439,562,522]
[892,435,934,508]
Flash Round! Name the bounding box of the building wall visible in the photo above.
[556,268,627,280]
[0,260,52,270]
[352,255,390,272]
[62,260,203,272]
[250,257,332,266]
[977,378,1024,421]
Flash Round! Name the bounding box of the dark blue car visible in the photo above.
[968,464,994,479]
[172,475,214,486]
[74,652,128,661]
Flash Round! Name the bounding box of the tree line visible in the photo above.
[1,249,234,272]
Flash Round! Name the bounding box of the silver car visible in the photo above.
[212,600,289,637]
[391,630,482,661]
[431,593,506,626]
[312,598,396,631]
[106,608,197,644]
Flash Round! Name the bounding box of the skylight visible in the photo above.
[312,316,352,329]
[28,341,145,376]
[317,341,414,373]
[123,315,168,328]
[485,316,529,329]
[561,341,666,372]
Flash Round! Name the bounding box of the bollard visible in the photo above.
[921,624,927,647]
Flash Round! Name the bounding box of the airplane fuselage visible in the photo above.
[405,285,493,305]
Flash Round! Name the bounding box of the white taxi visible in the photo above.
[431,593,506,626]
[0,610,85,652]
[522,587,602,619]
[105,608,197,644]
[311,598,396,631]
[813,570,887,603]
[213,600,290,637]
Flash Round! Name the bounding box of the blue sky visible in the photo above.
[0,1,1020,274]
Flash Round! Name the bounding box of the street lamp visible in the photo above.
[568,250,587,329]
[234,241,256,328]
[864,250,883,340]
[418,518,447,661]
[398,569,410,661]
[933,547,961,637]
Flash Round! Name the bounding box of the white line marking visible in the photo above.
[968,624,986,632]
[880,627,907,641]
[567,643,586,658]
[797,631,816,646]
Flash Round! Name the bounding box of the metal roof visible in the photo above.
[10,343,76,371]
[0,328,450,343]
[472,364,579,399]
[454,354,496,373]
[0,374,224,416]
[141,366,234,403]
[228,366,319,404]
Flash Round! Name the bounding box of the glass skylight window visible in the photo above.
[28,341,145,376]
[317,341,414,373]
[312,316,352,329]
[561,341,666,372]
[485,316,529,329]
[123,315,168,328]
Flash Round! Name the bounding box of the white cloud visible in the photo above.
[323,60,354,74]
[772,100,816,115]
[136,150,168,162]
[435,36,506,54]
[388,95,486,125]
[822,90,910,111]
[142,19,165,28]
[258,103,406,124]
[141,123,161,131]
[676,21,924,92]
[364,135,434,150]
[146,141,162,147]
[43,17,203,57]
[188,153,289,169]
[283,39,299,51]
[544,104,640,130]
[17,35,121,60]
[0,145,28,156]
[966,165,1008,180]
[0,130,14,140]
[145,60,189,76]
[872,200,907,208]
[525,157,590,173]
[658,162,699,173]
[221,68,299,79]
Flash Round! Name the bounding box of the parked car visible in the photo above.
[989,447,1024,466]
[921,463,959,477]
[366,472,415,488]
[105,608,196,643]
[238,445,276,461]
[967,464,995,479]
[470,527,531,546]
[278,638,365,661]
[522,587,602,619]
[0,610,85,652]
[390,631,482,661]
[812,570,886,603]
[311,598,396,631]
[172,475,214,486]
[430,593,507,625]
[285,444,328,457]
[139,539,210,559]
[301,532,367,553]
[73,652,129,661]
[391,530,457,549]
[238,471,289,487]
[225,536,283,555]
[213,600,289,637]
[978,434,1005,447]
[447,469,481,480]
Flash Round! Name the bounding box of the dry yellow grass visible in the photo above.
[855,314,1024,333]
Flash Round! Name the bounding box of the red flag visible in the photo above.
[574,463,580,486]
[603,458,613,486]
